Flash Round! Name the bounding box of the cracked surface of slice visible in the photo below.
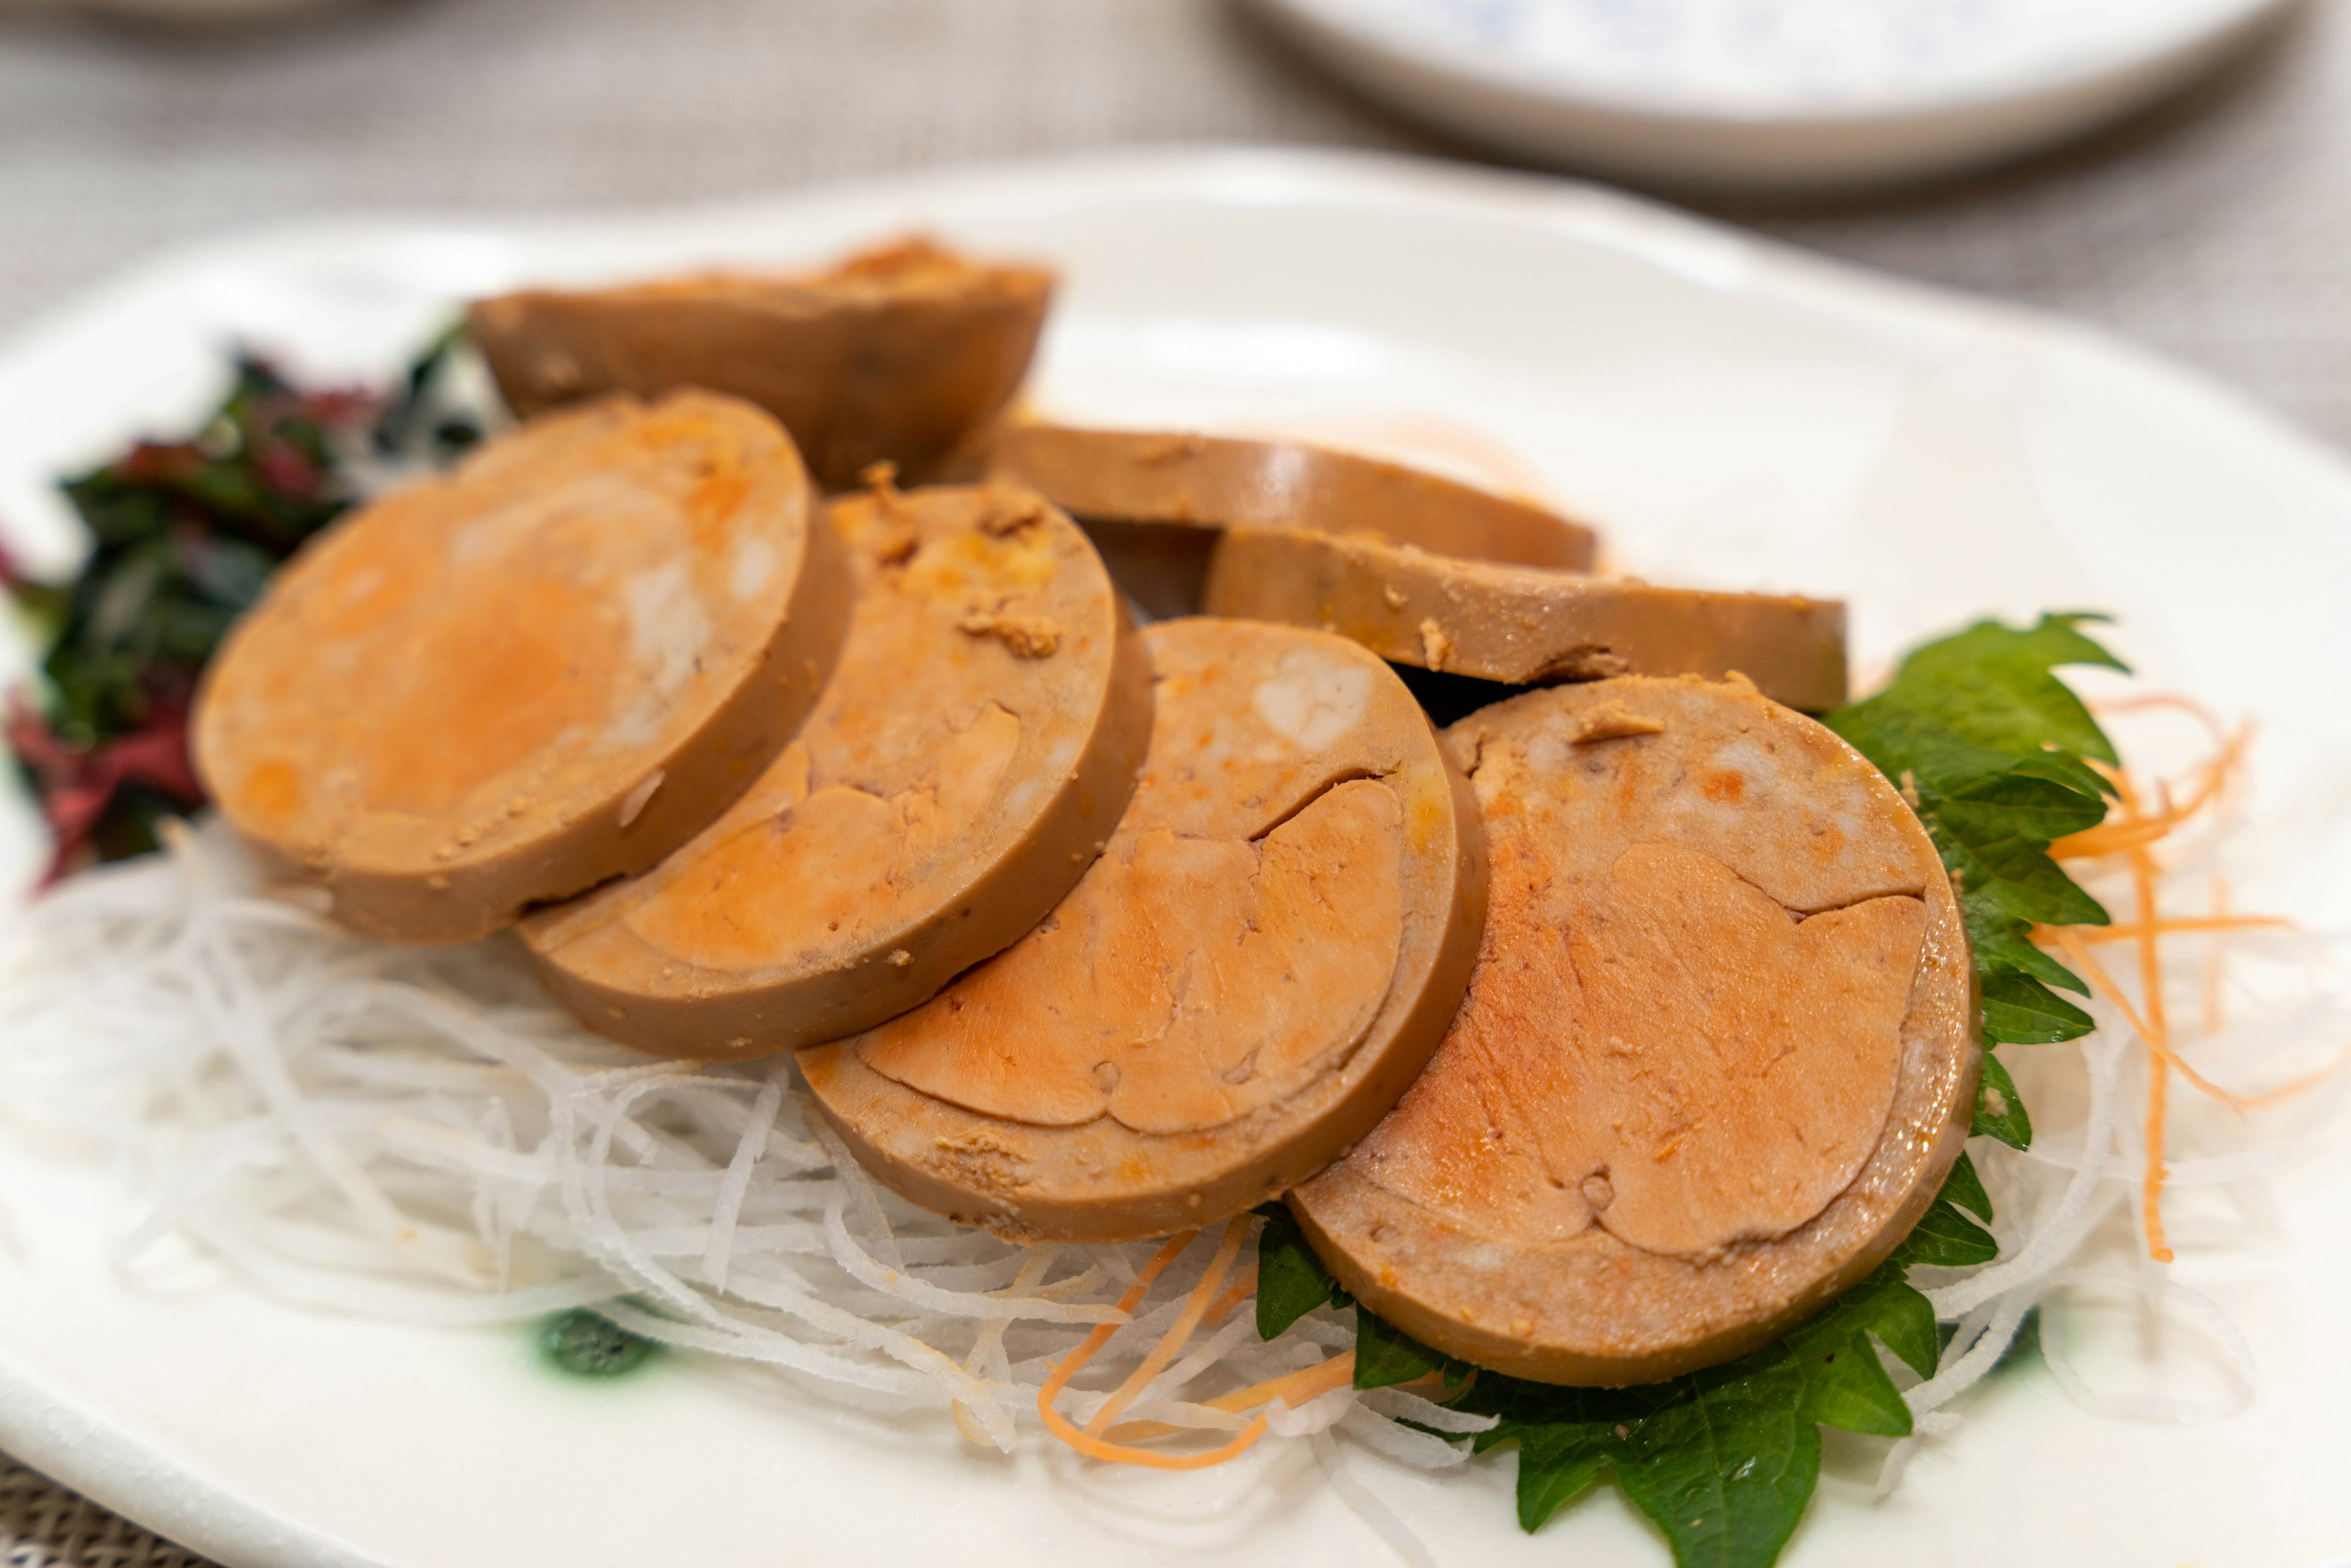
[520,482,1149,1059]
[1291,676,1976,1386]
[983,424,1597,619]
[470,237,1053,490]
[194,391,847,944]
[801,618,1489,1244]
[1205,525,1848,710]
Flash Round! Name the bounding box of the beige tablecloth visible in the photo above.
[1,0,2345,1560]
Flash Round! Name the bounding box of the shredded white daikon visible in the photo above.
[0,819,1461,1561]
[0,691,2341,1561]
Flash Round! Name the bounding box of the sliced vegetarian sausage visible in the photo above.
[470,238,1053,490]
[520,482,1150,1059]
[982,424,1597,619]
[193,392,848,944]
[1205,525,1848,710]
[801,618,1488,1244]
[1289,675,1975,1386]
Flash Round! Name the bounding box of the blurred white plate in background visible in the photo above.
[1251,0,2296,194]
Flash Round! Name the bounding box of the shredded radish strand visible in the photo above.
[0,681,2337,1540]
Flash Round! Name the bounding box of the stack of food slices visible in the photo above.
[171,234,2060,1566]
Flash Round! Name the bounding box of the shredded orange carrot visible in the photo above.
[2046,914,2290,943]
[2050,725,2248,862]
[2121,772,2177,1262]
[1103,1352,1360,1443]
[1205,1265,1258,1328]
[1038,1222,1367,1468]
[2044,927,2274,1114]
[2029,707,2323,1262]
[1085,1220,1248,1436]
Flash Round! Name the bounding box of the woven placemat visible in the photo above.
[0,1465,211,1568]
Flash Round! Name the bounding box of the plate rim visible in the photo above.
[1248,0,2291,124]
[2,143,2348,1568]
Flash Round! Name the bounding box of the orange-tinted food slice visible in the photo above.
[194,392,847,944]
[801,618,1489,1244]
[1205,525,1849,710]
[470,237,1052,490]
[520,483,1150,1058]
[1291,676,1976,1386]
[983,424,1598,619]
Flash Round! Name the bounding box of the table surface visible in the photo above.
[1,0,2345,1561]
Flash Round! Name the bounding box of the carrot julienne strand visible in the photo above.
[1084,1218,1248,1436]
[1039,1223,1364,1468]
[1102,1352,1360,1444]
[1205,1264,1257,1329]
[2050,914,2290,943]
[2044,925,2283,1116]
[2121,770,2177,1263]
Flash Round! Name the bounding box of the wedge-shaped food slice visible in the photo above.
[522,482,1149,1058]
[984,424,1597,620]
[986,424,1597,568]
[1291,676,1975,1386]
[803,618,1488,1244]
[471,237,1053,490]
[195,392,847,944]
[1205,524,1848,710]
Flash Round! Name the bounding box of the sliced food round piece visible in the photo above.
[983,424,1598,620]
[520,482,1150,1059]
[1205,524,1848,710]
[194,391,848,944]
[985,424,1596,568]
[470,237,1054,490]
[801,618,1490,1244]
[1291,676,1976,1386]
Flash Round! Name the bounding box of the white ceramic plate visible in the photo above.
[1250,0,2294,195]
[2,148,2349,1568]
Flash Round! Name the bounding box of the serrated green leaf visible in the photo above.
[1981,971,2097,1043]
[1856,1274,1942,1380]
[1973,1051,2033,1148]
[1826,612,2129,1160]
[1931,825,2111,928]
[1510,1418,1619,1530]
[1354,1303,1471,1389]
[2005,748,2118,801]
[1883,612,2127,765]
[1940,1152,1993,1225]
[1422,1195,2000,1565]
[1936,769,2109,841]
[1614,1360,1820,1568]
[1893,1200,2000,1270]
[1965,904,2091,996]
[1253,1204,1342,1339]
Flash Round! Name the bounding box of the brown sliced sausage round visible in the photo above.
[193,391,847,945]
[981,424,1599,620]
[1205,524,1848,710]
[1290,676,1975,1386]
[520,482,1150,1059]
[800,618,1489,1244]
[470,238,1053,491]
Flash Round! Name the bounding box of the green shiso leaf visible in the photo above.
[1971,1051,2034,1149]
[1354,1304,1472,1390]
[1251,1204,1348,1339]
[1825,612,2130,1150]
[1438,1169,1997,1568]
[1938,1152,1993,1226]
